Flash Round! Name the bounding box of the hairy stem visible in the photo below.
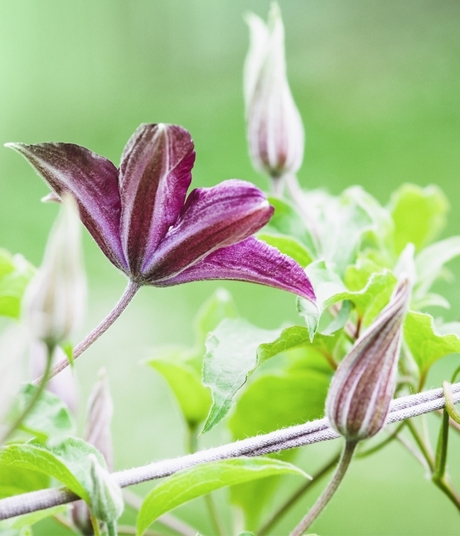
[1,383,460,520]
[259,452,340,536]
[34,280,140,384]
[1,343,54,444]
[290,440,357,535]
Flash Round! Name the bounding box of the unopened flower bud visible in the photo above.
[88,454,123,523]
[23,194,86,346]
[326,276,411,442]
[244,3,305,181]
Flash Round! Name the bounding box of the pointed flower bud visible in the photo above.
[88,454,123,523]
[7,123,314,303]
[244,3,305,180]
[23,195,86,346]
[326,276,411,442]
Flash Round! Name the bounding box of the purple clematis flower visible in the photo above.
[7,123,315,301]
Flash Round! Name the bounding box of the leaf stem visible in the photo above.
[90,512,101,536]
[290,440,357,535]
[0,342,54,444]
[106,521,117,536]
[34,280,140,384]
[258,452,340,536]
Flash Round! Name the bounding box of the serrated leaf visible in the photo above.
[0,464,49,499]
[202,319,279,433]
[0,505,68,530]
[136,458,307,536]
[147,359,211,428]
[194,288,238,348]
[12,384,75,446]
[258,233,312,267]
[0,438,106,502]
[0,250,35,319]
[404,311,460,383]
[414,237,460,301]
[390,183,448,254]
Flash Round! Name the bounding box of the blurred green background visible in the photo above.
[1,1,460,534]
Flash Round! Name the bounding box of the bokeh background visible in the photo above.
[1,1,460,534]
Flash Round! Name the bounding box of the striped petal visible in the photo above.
[151,236,316,302]
[118,123,195,276]
[6,142,126,271]
[142,180,274,281]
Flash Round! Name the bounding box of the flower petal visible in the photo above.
[142,180,274,281]
[6,142,126,271]
[151,236,316,301]
[118,123,195,276]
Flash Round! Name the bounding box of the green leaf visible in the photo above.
[0,250,35,319]
[194,288,238,349]
[266,196,317,258]
[404,311,460,383]
[0,506,68,530]
[202,319,280,433]
[414,237,460,301]
[147,358,211,428]
[0,438,106,502]
[136,458,307,536]
[390,183,448,254]
[12,384,75,446]
[258,233,312,267]
[0,464,49,499]
[229,368,330,440]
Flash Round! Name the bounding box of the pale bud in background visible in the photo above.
[23,194,86,347]
[244,3,305,183]
[326,276,411,442]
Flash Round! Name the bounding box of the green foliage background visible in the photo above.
[0,1,459,534]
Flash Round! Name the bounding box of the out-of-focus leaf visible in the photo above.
[0,506,68,530]
[414,237,460,301]
[0,250,35,319]
[12,384,75,446]
[229,369,330,441]
[390,183,448,254]
[202,319,279,433]
[0,438,106,502]
[136,458,307,536]
[258,233,312,267]
[147,358,211,428]
[265,196,317,258]
[0,464,49,499]
[404,311,460,384]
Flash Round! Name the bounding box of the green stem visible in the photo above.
[90,512,101,536]
[290,440,357,535]
[106,521,117,536]
[357,422,406,459]
[258,452,340,536]
[434,408,449,480]
[0,343,54,444]
[406,420,435,472]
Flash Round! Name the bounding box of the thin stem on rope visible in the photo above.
[33,280,140,384]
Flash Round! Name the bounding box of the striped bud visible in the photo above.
[326,276,411,442]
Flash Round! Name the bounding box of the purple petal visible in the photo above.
[6,142,126,271]
[118,123,195,276]
[142,180,274,281]
[150,236,316,301]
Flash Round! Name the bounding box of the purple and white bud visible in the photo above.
[23,194,86,347]
[244,3,305,181]
[326,276,411,442]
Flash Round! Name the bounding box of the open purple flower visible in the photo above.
[7,123,315,301]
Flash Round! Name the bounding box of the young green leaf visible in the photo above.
[0,505,68,530]
[136,458,308,536]
[0,464,49,499]
[202,319,280,433]
[390,183,448,254]
[257,233,312,267]
[147,358,211,428]
[12,384,75,446]
[0,438,106,502]
[404,312,460,385]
